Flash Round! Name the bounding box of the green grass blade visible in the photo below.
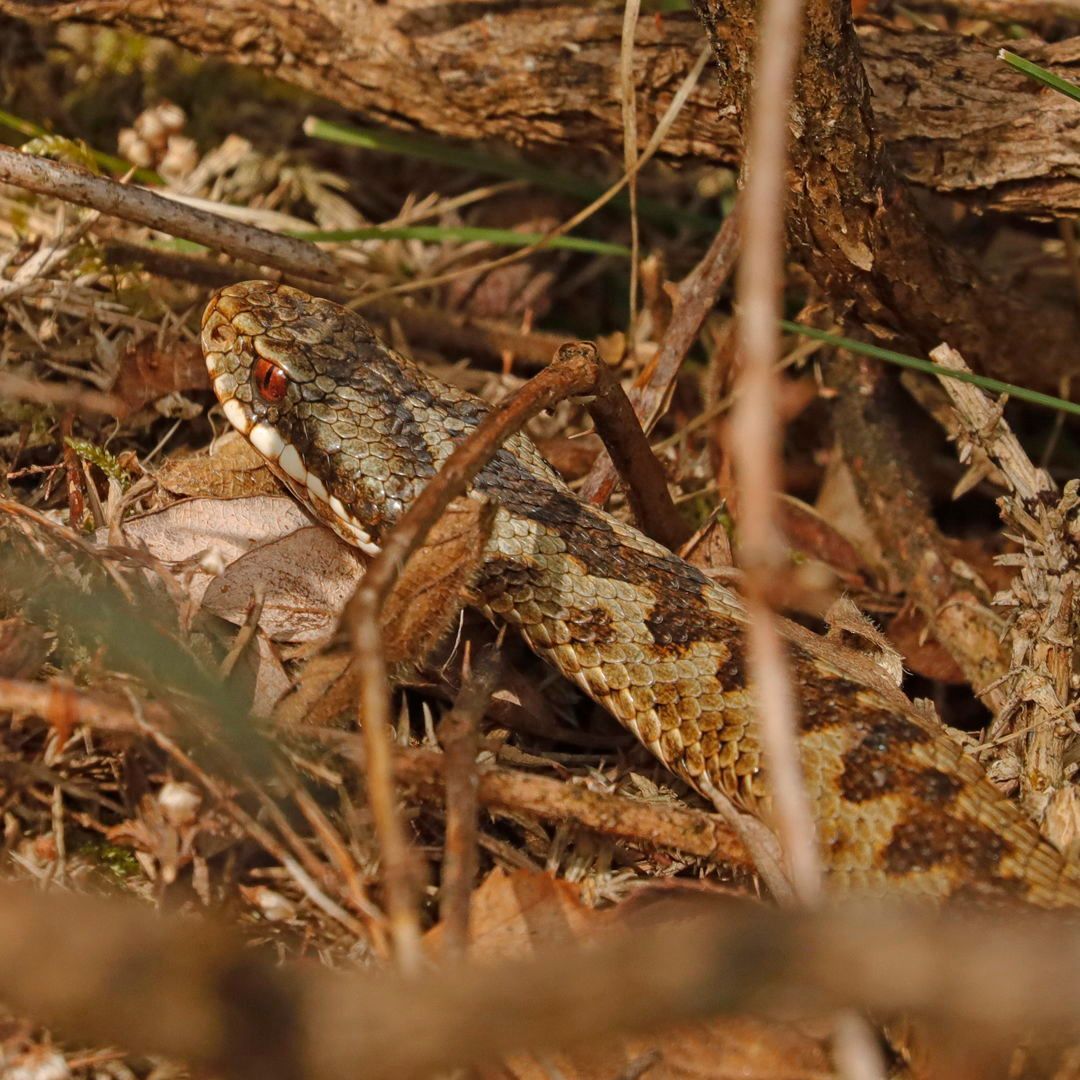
[999,49,1080,103]
[304,117,721,234]
[780,321,1080,417]
[0,106,163,183]
[289,224,629,257]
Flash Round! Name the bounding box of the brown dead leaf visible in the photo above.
[201,525,363,642]
[683,517,734,574]
[428,868,833,1080]
[121,494,312,567]
[113,337,208,415]
[779,495,873,591]
[241,633,293,719]
[534,435,601,481]
[383,496,496,665]
[273,652,358,730]
[0,617,50,679]
[886,607,965,685]
[156,433,278,500]
[816,455,894,591]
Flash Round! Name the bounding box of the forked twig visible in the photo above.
[342,341,688,970]
[581,206,741,509]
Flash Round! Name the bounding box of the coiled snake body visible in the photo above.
[203,281,1080,907]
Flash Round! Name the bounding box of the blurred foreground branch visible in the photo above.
[0,884,1077,1080]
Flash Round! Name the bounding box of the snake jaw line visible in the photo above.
[250,422,286,461]
[278,443,308,484]
[221,397,251,435]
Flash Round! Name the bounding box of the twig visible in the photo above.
[0,371,124,417]
[0,147,341,283]
[0,676,751,870]
[735,8,883,1073]
[102,238,572,368]
[437,650,501,955]
[930,343,1077,832]
[619,0,643,338]
[391,744,752,872]
[343,344,596,973]
[580,207,741,508]
[586,350,693,551]
[731,0,819,904]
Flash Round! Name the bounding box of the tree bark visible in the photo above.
[693,0,1080,388]
[3,1,1080,219]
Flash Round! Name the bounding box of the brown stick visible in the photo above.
[102,239,574,368]
[929,343,1075,833]
[391,744,753,872]
[0,882,1077,1080]
[581,207,742,508]
[436,652,500,955]
[0,147,341,283]
[0,674,751,869]
[729,0,821,908]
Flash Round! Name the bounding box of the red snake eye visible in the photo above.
[254,357,288,402]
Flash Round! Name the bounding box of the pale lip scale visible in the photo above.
[212,380,383,557]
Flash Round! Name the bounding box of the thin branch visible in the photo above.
[730,0,821,904]
[101,238,573,368]
[581,206,742,509]
[0,147,341,283]
[436,650,500,955]
[0,676,752,870]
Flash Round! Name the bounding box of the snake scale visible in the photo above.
[202,281,1080,908]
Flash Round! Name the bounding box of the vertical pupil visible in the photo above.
[255,359,285,400]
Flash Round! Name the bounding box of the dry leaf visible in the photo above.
[779,496,872,591]
[383,496,496,665]
[273,652,358,730]
[886,608,965,685]
[118,495,317,609]
[114,337,208,415]
[156,433,278,500]
[201,525,363,643]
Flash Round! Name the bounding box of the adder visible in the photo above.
[202,280,1080,908]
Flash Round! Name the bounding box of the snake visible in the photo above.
[202,280,1080,908]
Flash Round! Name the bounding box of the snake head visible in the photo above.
[202,280,455,554]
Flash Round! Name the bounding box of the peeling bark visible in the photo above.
[693,0,1080,388]
[2,1,1080,219]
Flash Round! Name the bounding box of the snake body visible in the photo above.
[202,281,1080,907]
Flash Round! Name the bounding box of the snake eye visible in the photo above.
[254,357,288,402]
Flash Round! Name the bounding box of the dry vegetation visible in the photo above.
[0,2,1079,1078]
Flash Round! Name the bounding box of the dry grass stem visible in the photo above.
[731,0,821,903]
